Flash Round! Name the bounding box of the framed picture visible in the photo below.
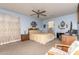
[31,21,37,27]
[58,21,68,29]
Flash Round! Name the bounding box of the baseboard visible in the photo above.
[0,39,21,45]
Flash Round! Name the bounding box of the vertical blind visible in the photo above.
[0,14,21,45]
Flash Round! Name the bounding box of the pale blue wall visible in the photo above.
[0,8,42,34]
[43,13,78,36]
[0,8,77,35]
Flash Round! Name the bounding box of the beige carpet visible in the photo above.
[0,39,60,55]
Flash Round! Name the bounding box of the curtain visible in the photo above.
[0,14,21,45]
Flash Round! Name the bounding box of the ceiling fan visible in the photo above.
[31,10,47,18]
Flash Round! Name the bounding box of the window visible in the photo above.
[48,21,54,28]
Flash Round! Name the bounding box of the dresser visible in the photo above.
[21,34,29,41]
[61,35,77,52]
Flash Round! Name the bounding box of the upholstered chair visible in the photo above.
[47,41,79,55]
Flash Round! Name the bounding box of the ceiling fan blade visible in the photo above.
[41,14,47,16]
[30,14,36,16]
[38,10,40,13]
[32,10,38,14]
[39,11,46,14]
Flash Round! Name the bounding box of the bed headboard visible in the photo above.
[29,30,40,34]
[28,28,40,34]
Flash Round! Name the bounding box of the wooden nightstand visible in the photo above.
[21,34,29,41]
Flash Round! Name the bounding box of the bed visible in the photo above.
[29,30,55,44]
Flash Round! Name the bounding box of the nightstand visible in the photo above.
[21,34,29,41]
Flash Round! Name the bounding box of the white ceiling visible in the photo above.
[0,3,78,20]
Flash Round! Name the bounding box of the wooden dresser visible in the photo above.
[21,34,29,41]
[61,35,77,52]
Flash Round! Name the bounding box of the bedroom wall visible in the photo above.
[43,13,78,37]
[0,8,77,36]
[0,8,42,34]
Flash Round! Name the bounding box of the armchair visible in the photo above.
[61,35,77,52]
[47,41,79,55]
